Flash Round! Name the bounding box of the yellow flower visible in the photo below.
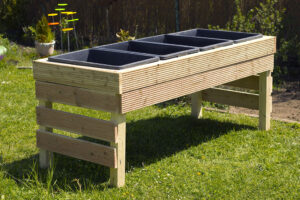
[197,172,201,176]
[158,169,161,173]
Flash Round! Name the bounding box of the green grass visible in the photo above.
[0,47,300,199]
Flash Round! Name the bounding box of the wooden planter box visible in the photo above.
[33,36,276,187]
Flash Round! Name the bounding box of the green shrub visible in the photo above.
[208,0,300,84]
[116,29,135,42]
[34,16,55,43]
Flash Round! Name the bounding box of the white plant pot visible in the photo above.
[35,40,55,56]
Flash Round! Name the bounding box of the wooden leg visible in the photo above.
[191,91,203,119]
[110,113,126,187]
[259,71,272,130]
[38,100,53,168]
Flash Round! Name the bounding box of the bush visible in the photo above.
[209,0,300,84]
[34,16,55,43]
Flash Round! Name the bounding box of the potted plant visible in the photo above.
[32,16,55,56]
[0,46,7,61]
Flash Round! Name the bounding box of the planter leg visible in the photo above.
[191,91,203,119]
[110,113,126,187]
[259,71,272,130]
[38,100,53,168]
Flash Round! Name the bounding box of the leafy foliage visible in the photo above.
[116,29,135,42]
[34,16,55,43]
[209,0,300,84]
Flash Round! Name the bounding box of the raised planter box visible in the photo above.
[138,34,233,51]
[173,28,263,43]
[98,40,198,60]
[33,31,276,188]
[48,48,159,70]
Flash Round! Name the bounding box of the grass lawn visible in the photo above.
[0,50,299,199]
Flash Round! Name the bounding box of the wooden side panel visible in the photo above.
[121,36,276,92]
[33,60,120,93]
[202,88,259,109]
[36,130,117,168]
[35,81,121,113]
[224,75,259,90]
[36,106,117,142]
[121,55,273,113]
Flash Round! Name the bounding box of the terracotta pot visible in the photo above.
[35,41,55,56]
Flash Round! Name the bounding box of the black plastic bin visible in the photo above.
[48,48,159,70]
[138,34,233,51]
[172,28,263,43]
[98,40,198,60]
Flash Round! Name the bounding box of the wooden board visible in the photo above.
[202,88,259,109]
[121,55,274,113]
[35,81,121,112]
[36,129,117,168]
[120,36,276,93]
[224,75,259,90]
[33,59,120,93]
[36,106,117,142]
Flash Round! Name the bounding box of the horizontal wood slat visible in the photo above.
[33,60,120,93]
[36,106,117,142]
[202,88,259,109]
[224,75,259,90]
[35,81,121,112]
[121,36,276,93]
[121,55,273,113]
[36,130,117,168]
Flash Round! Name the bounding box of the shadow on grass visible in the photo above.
[3,115,255,191]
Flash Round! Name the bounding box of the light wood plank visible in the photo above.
[35,81,121,113]
[36,129,117,168]
[202,88,259,109]
[259,71,272,130]
[36,106,117,142]
[224,75,259,90]
[191,91,203,119]
[33,59,121,93]
[120,36,276,93]
[121,55,273,113]
[110,113,126,187]
[38,100,53,169]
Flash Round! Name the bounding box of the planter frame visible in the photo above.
[33,36,276,187]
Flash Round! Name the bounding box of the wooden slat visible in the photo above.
[33,59,121,93]
[224,75,259,90]
[120,36,276,93]
[121,55,273,113]
[36,130,117,168]
[35,81,121,113]
[202,88,259,109]
[36,106,117,142]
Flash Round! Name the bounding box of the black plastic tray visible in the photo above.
[138,34,233,51]
[98,40,198,60]
[172,28,263,43]
[48,48,159,70]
